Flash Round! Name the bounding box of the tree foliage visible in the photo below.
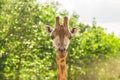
[0,0,120,80]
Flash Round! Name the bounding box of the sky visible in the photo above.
[38,0,120,37]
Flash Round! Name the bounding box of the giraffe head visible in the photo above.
[45,16,79,54]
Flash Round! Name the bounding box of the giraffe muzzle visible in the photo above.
[58,47,66,52]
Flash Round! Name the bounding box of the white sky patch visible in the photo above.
[38,0,120,37]
[97,22,120,36]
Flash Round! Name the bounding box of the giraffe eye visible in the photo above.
[69,35,72,39]
[51,35,54,39]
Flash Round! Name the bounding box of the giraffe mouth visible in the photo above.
[58,50,66,53]
[57,50,67,58]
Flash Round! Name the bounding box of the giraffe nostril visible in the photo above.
[59,48,65,52]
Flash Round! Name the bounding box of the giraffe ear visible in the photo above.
[71,27,79,35]
[44,25,53,34]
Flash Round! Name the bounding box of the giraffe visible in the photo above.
[44,16,79,80]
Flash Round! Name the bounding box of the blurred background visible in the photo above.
[0,0,120,80]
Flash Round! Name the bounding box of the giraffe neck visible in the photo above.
[56,52,67,80]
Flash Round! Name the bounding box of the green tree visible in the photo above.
[0,0,120,80]
[0,0,56,79]
[68,27,120,80]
